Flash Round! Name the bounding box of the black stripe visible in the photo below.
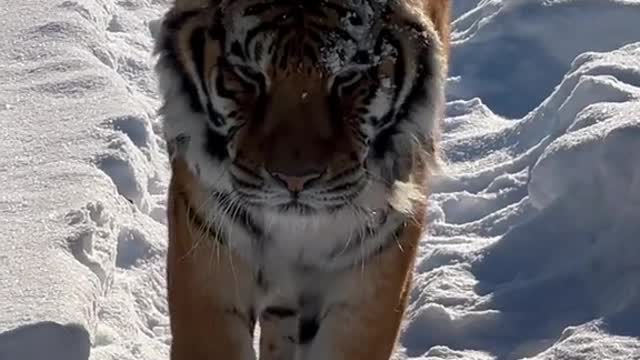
[243,1,281,16]
[395,40,433,123]
[336,72,362,97]
[370,29,408,160]
[320,180,367,203]
[182,193,226,245]
[327,209,397,261]
[156,11,205,114]
[207,20,225,40]
[280,38,292,69]
[159,9,201,33]
[263,306,298,318]
[320,1,350,17]
[256,269,268,291]
[371,123,396,160]
[272,26,298,68]
[298,317,319,345]
[231,176,263,190]
[232,160,263,180]
[360,75,379,108]
[244,0,334,18]
[329,85,342,130]
[225,307,255,334]
[402,20,427,35]
[389,34,406,111]
[355,128,369,145]
[215,64,256,101]
[190,28,208,83]
[325,165,361,186]
[355,106,370,115]
[231,40,245,60]
[236,66,267,95]
[305,28,324,45]
[303,43,318,63]
[213,192,264,239]
[311,23,354,43]
[381,29,406,120]
[382,3,393,21]
[276,203,317,215]
[302,6,327,19]
[370,221,406,258]
[322,177,364,194]
[205,128,229,161]
[190,27,225,127]
[352,50,370,64]
[215,61,237,100]
[244,21,282,57]
[253,41,264,63]
[347,11,363,26]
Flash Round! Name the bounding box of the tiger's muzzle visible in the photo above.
[229,73,366,213]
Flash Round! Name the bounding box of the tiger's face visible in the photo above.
[157,0,446,218]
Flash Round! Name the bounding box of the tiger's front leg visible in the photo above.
[299,223,421,360]
[167,174,257,360]
[168,245,257,360]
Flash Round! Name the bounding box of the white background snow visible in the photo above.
[1,0,640,359]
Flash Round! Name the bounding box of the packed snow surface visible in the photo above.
[1,0,640,359]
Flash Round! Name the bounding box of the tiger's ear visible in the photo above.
[173,0,219,11]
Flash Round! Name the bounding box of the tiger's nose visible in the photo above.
[271,171,323,192]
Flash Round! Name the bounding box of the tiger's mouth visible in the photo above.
[229,162,368,214]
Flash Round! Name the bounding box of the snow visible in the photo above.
[1,0,640,359]
[0,0,171,358]
[448,0,640,118]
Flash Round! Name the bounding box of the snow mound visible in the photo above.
[449,0,640,118]
[405,36,640,360]
[0,322,90,360]
[2,0,640,359]
[0,0,170,358]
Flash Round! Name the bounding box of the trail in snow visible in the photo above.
[1,1,171,359]
[1,1,640,360]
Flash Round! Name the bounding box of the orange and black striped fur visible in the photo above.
[155,0,450,359]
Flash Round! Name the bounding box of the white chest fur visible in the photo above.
[204,197,404,302]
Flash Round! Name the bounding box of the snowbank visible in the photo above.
[405,21,640,360]
[449,0,640,118]
[0,0,170,358]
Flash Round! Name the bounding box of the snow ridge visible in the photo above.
[1,0,170,359]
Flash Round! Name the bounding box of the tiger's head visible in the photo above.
[156,0,449,219]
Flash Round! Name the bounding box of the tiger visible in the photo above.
[154,0,450,359]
